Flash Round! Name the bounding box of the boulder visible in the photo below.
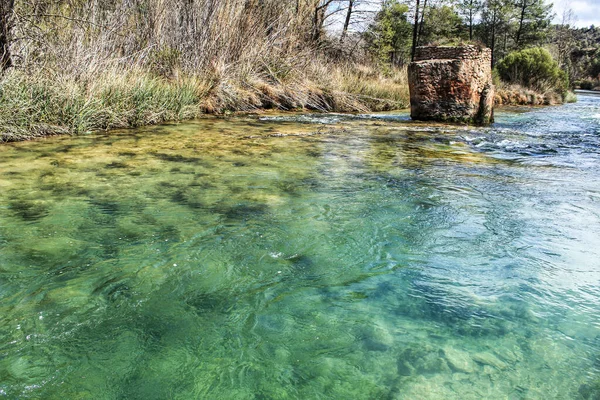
[443,347,476,374]
[408,45,494,125]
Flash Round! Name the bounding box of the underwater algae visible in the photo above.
[1,102,600,398]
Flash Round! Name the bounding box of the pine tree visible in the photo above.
[458,0,482,41]
[514,0,553,48]
[365,0,412,66]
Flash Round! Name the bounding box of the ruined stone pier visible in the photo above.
[408,45,494,125]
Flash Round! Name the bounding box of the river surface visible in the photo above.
[1,96,600,399]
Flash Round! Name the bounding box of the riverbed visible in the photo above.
[1,96,600,399]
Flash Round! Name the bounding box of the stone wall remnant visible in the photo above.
[408,45,494,125]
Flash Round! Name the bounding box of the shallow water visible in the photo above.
[1,97,600,399]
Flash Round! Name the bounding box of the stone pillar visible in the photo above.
[408,45,494,125]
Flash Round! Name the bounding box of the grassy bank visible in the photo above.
[494,83,574,106]
[0,2,572,143]
[0,63,409,142]
[1,61,575,143]
[1,0,416,142]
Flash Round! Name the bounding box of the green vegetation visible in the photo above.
[0,70,204,141]
[364,1,412,68]
[0,64,409,142]
[564,26,600,89]
[418,6,465,45]
[496,47,568,93]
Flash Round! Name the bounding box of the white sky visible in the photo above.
[331,0,600,31]
[552,0,600,28]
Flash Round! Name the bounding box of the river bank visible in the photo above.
[494,84,572,106]
[0,64,410,143]
[0,65,574,143]
[575,89,600,96]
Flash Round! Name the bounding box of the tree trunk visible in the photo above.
[0,0,13,71]
[490,7,496,68]
[312,6,322,42]
[340,0,353,43]
[417,0,427,46]
[469,2,473,41]
[515,0,527,48]
[312,0,331,43]
[411,0,421,62]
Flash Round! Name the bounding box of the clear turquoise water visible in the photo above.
[1,97,600,399]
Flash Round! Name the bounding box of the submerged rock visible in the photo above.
[443,347,476,373]
[472,352,507,370]
[579,379,600,400]
[397,346,450,376]
[408,45,494,125]
[493,346,522,364]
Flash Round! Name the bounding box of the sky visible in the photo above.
[552,0,600,28]
[329,0,600,33]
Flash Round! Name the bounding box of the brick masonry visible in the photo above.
[408,45,494,125]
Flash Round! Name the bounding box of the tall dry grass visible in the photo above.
[0,0,410,141]
[0,57,410,141]
[493,81,568,106]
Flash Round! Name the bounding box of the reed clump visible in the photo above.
[494,83,567,106]
[0,69,207,141]
[0,0,409,142]
[0,62,410,142]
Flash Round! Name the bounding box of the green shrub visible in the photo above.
[577,80,597,90]
[492,69,502,87]
[563,91,577,103]
[495,47,568,93]
[591,53,600,78]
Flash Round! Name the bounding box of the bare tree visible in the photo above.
[555,7,576,80]
[339,0,382,43]
[311,0,336,42]
[340,0,354,42]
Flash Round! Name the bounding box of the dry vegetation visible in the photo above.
[0,0,410,142]
[494,83,566,106]
[0,0,576,141]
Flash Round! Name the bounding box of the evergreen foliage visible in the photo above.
[418,6,465,45]
[364,0,412,67]
[496,47,568,93]
[513,0,553,48]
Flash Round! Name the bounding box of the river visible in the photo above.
[1,96,600,399]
